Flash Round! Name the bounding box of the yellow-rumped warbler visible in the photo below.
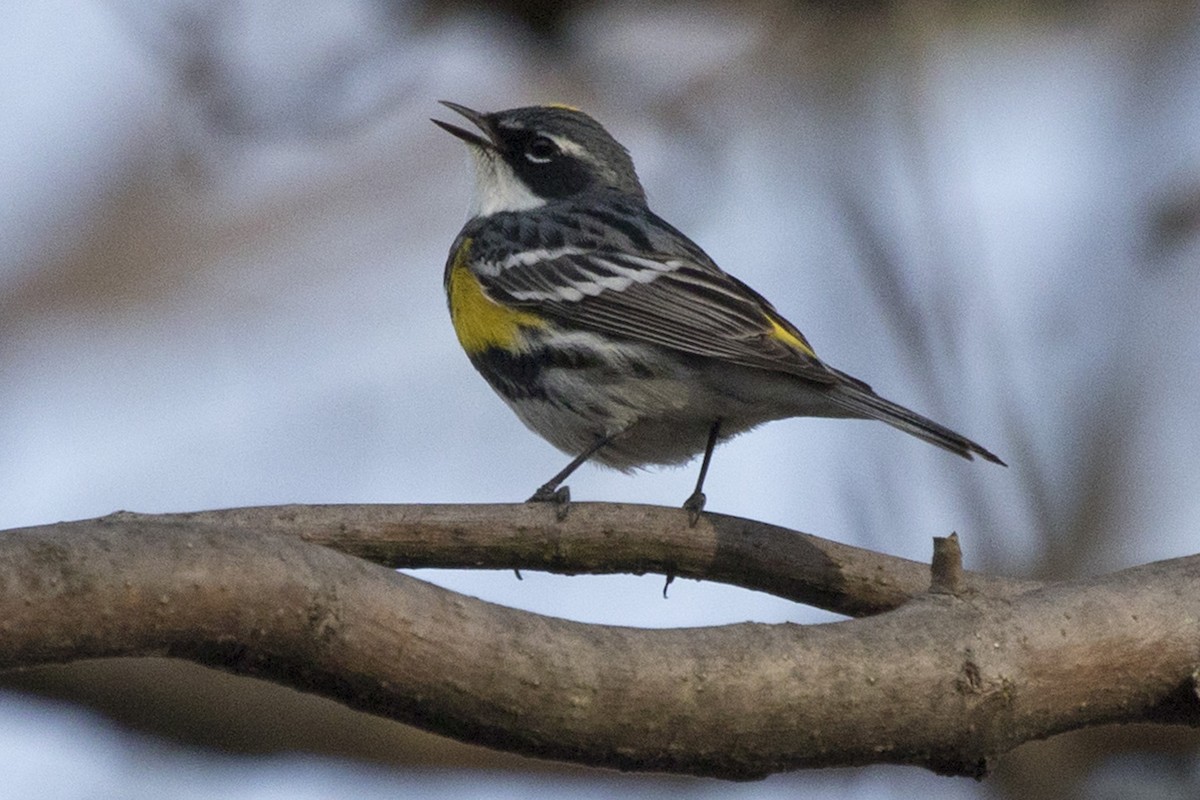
[434,102,1004,521]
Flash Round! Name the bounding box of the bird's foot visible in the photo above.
[682,491,706,526]
[528,484,571,521]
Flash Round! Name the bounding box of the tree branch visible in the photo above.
[162,503,1036,616]
[0,505,1196,779]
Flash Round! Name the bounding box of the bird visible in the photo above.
[433,101,1004,523]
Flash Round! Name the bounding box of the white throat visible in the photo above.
[467,148,546,218]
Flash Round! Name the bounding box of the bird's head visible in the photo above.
[433,102,645,216]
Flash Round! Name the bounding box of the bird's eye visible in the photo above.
[525,136,558,163]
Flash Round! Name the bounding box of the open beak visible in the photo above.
[432,101,495,150]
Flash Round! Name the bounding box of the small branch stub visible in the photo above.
[930,532,965,596]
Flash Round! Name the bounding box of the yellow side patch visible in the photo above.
[447,240,545,353]
[768,315,817,359]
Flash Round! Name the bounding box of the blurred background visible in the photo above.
[2,0,1199,797]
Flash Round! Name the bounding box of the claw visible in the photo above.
[682,491,706,526]
[528,485,571,520]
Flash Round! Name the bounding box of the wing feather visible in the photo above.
[478,246,836,383]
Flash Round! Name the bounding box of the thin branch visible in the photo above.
[158,503,1037,616]
[0,507,1197,779]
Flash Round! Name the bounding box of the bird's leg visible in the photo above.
[528,434,613,520]
[683,419,722,526]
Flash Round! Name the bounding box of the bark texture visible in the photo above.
[0,505,1196,779]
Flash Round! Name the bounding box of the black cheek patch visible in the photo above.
[519,158,594,199]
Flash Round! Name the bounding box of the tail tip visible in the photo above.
[971,446,1007,467]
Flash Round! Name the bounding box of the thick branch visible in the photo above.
[0,507,1197,779]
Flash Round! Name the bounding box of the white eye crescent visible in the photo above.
[525,136,558,163]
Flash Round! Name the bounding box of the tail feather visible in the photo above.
[826,373,1006,466]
